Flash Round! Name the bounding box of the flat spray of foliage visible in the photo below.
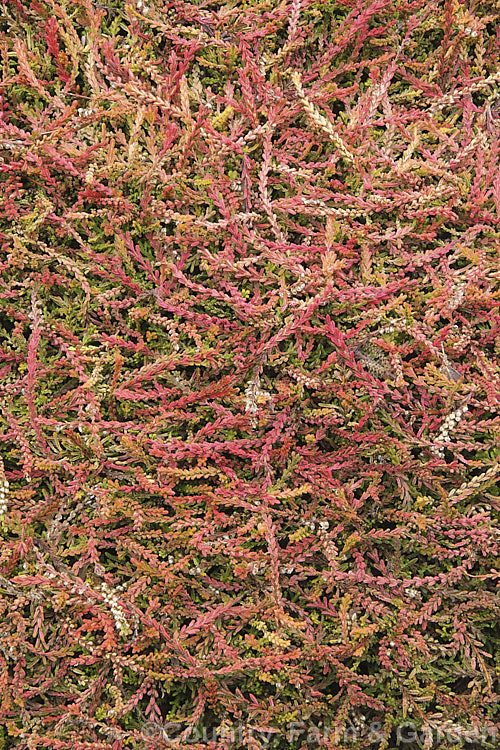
[0,0,499,748]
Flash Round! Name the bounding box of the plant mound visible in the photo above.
[0,1,499,748]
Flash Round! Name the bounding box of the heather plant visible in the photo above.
[0,0,499,749]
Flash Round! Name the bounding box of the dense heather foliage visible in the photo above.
[0,1,499,748]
